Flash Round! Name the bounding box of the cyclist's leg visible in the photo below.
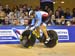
[40,23,49,39]
[40,23,50,43]
[34,27,40,38]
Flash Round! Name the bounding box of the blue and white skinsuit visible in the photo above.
[30,11,48,30]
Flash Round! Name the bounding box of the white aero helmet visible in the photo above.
[29,10,34,16]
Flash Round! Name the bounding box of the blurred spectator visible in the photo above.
[66,21,71,26]
[19,7,23,13]
[51,15,55,20]
[50,15,56,26]
[60,16,66,25]
[12,19,20,25]
[23,18,30,26]
[3,4,11,14]
[25,12,29,16]
[55,10,61,18]
[44,5,49,12]
[15,5,19,11]
[64,8,72,19]
[54,10,64,25]
[8,11,15,20]
[0,10,6,20]
[35,6,41,11]
[0,19,3,25]
[72,8,75,17]
[47,8,53,25]
[55,19,62,25]
[13,8,19,18]
[57,6,64,18]
[2,16,11,25]
[0,5,6,24]
[27,6,32,12]
[0,5,3,10]
[23,4,28,12]
[48,8,53,17]
[19,13,25,25]
[16,7,24,18]
[71,17,75,26]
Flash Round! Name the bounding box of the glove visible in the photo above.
[25,26,30,30]
[29,26,35,30]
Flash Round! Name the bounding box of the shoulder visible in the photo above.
[39,11,48,15]
[35,11,42,16]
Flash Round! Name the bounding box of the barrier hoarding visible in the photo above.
[0,25,75,44]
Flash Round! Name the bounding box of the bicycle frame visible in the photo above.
[31,29,40,39]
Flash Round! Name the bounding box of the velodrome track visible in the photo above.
[0,43,75,56]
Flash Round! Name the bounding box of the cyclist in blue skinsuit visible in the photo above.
[28,10,51,43]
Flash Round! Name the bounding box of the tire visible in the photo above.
[20,30,36,48]
[43,30,58,48]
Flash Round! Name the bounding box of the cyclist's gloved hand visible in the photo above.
[29,26,36,30]
[25,26,30,30]
[25,25,36,30]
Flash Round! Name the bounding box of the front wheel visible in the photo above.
[43,30,58,48]
[20,30,36,48]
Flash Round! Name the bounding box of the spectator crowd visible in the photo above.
[0,4,75,26]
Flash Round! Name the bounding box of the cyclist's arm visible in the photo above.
[31,18,35,26]
[34,12,42,27]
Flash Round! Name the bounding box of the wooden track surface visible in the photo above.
[0,43,75,56]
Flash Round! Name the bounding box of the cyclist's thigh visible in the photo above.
[36,27,40,32]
